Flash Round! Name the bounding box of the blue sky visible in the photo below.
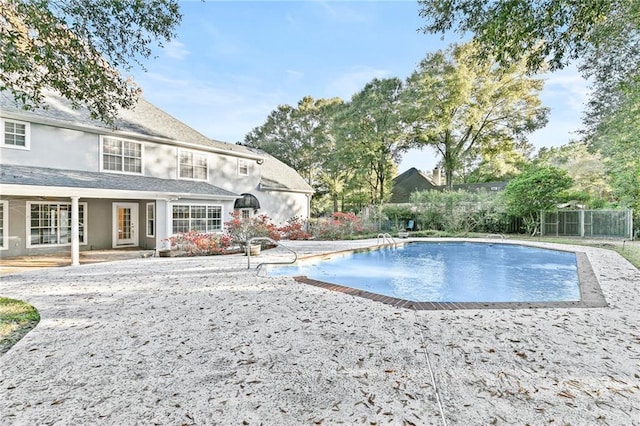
[133,0,590,173]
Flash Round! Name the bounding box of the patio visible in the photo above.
[0,239,639,424]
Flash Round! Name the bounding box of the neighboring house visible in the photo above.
[390,167,507,203]
[389,168,439,203]
[0,92,313,262]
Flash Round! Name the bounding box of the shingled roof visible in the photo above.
[389,168,437,203]
[232,144,313,194]
[390,168,507,203]
[0,164,238,198]
[0,91,260,157]
[1,91,312,194]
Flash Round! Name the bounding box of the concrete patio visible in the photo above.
[0,238,639,425]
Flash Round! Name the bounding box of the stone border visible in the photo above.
[293,244,608,310]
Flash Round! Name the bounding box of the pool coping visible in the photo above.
[292,243,608,311]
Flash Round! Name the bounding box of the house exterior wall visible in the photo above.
[3,198,26,257]
[0,119,263,186]
[208,153,261,193]
[1,111,312,258]
[1,123,99,171]
[257,191,310,225]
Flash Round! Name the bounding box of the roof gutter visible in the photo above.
[0,184,240,201]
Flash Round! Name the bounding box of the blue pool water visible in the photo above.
[268,242,580,303]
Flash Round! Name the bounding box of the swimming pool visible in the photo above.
[268,242,581,303]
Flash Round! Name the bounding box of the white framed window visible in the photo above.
[101,136,143,174]
[238,158,249,176]
[0,200,7,250]
[240,209,252,220]
[27,202,87,247]
[2,119,30,150]
[178,149,208,180]
[146,203,155,237]
[172,204,222,234]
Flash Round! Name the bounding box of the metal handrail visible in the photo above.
[485,233,505,240]
[247,237,298,270]
[377,233,397,245]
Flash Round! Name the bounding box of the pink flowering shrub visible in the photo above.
[312,212,365,240]
[278,216,312,240]
[167,231,233,256]
[224,211,280,244]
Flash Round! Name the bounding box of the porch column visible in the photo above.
[71,196,80,266]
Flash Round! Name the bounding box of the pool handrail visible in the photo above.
[247,237,298,271]
[377,233,397,245]
[485,233,505,240]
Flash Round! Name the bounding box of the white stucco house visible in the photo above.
[0,91,313,264]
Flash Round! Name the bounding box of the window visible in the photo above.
[179,149,208,180]
[146,203,155,237]
[28,202,87,247]
[240,209,251,220]
[172,204,222,234]
[101,137,143,174]
[238,159,249,176]
[2,119,30,149]
[0,200,7,250]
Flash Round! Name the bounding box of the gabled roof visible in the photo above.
[0,91,313,195]
[390,167,508,203]
[0,164,238,199]
[233,144,314,194]
[452,181,508,192]
[0,91,262,159]
[390,167,436,203]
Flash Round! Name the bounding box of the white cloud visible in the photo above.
[137,72,284,143]
[163,40,190,60]
[286,69,304,80]
[314,0,370,23]
[326,67,391,99]
[541,65,591,113]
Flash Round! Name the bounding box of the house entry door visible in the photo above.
[113,203,139,247]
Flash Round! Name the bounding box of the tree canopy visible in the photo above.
[1,0,182,124]
[403,42,547,190]
[417,1,638,219]
[334,78,407,205]
[417,0,633,73]
[504,165,573,235]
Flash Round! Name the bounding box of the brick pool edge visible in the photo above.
[293,250,607,311]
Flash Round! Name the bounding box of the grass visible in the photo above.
[0,296,40,355]
[519,236,640,269]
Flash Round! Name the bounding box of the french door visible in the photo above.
[113,203,139,247]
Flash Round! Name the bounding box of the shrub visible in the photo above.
[167,231,233,256]
[311,212,367,240]
[409,189,508,234]
[224,211,280,244]
[278,216,312,240]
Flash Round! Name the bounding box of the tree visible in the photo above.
[417,0,640,145]
[589,77,640,219]
[503,165,573,235]
[461,140,531,183]
[403,42,547,190]
[334,78,408,206]
[417,0,634,73]
[535,141,611,204]
[243,96,344,194]
[1,0,181,124]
